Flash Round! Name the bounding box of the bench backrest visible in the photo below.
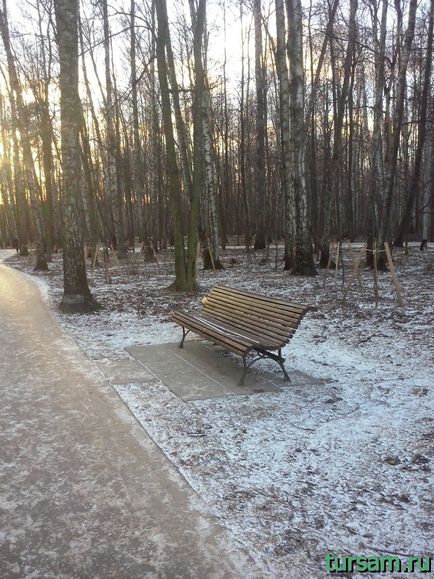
[202,286,310,346]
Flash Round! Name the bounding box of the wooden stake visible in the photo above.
[91,242,99,273]
[109,243,120,268]
[335,241,340,281]
[373,242,379,307]
[322,244,333,288]
[348,242,362,287]
[208,247,216,271]
[384,242,404,306]
[103,247,111,284]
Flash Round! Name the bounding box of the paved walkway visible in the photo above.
[0,256,258,578]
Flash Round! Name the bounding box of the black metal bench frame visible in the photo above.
[179,326,290,385]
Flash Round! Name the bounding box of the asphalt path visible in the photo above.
[0,253,257,578]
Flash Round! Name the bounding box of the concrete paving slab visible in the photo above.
[96,358,155,384]
[126,341,324,402]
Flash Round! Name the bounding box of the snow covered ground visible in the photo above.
[6,245,434,577]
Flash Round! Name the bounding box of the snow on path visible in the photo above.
[0,249,14,262]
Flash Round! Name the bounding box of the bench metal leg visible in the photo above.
[179,327,190,348]
[239,357,247,386]
[278,348,290,381]
[240,348,291,384]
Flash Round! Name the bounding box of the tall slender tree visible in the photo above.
[377,0,418,268]
[0,1,48,270]
[155,0,187,290]
[54,0,99,312]
[275,0,294,269]
[286,0,316,275]
[102,0,126,258]
[253,0,267,249]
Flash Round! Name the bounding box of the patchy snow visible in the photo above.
[5,244,434,578]
[0,249,15,263]
[27,274,51,304]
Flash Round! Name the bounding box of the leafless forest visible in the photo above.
[0,0,432,308]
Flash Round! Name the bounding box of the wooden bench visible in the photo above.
[170,286,312,385]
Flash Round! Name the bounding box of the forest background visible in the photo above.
[0,0,432,306]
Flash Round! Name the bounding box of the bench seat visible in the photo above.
[171,286,312,385]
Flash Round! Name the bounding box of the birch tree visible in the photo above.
[102,0,126,258]
[275,0,294,269]
[54,0,99,312]
[253,0,267,249]
[286,0,316,275]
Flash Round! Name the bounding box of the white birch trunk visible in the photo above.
[286,0,316,275]
[202,91,222,269]
[55,0,99,311]
[421,118,433,247]
[102,0,126,258]
[275,0,294,269]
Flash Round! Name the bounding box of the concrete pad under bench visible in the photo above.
[126,340,324,402]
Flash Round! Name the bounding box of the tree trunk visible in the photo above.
[185,0,207,290]
[155,0,187,290]
[286,0,316,275]
[420,98,433,249]
[202,90,223,270]
[130,0,141,248]
[275,0,295,269]
[367,0,388,267]
[54,0,99,312]
[377,0,418,268]
[253,0,267,249]
[102,0,126,258]
[394,0,433,247]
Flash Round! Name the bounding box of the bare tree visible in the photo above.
[102,0,126,258]
[377,0,418,268]
[0,1,48,270]
[54,0,99,312]
[286,0,316,275]
[253,0,267,249]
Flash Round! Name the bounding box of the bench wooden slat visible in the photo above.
[213,286,310,313]
[202,301,297,340]
[206,293,304,327]
[199,312,287,349]
[171,319,248,356]
[204,297,302,330]
[210,287,307,316]
[201,306,293,342]
[171,311,253,355]
[185,312,264,347]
